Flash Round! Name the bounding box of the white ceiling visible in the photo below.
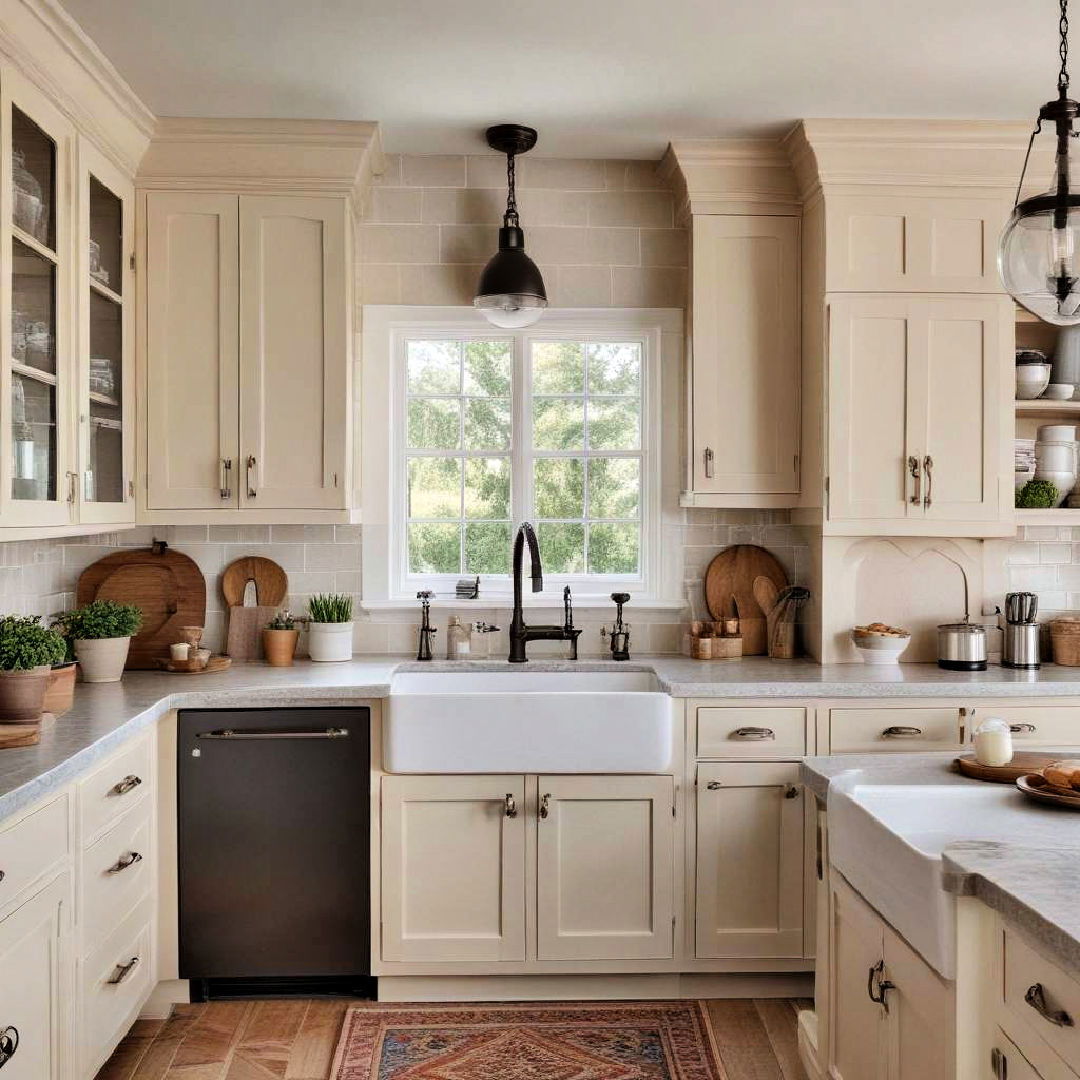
[61,0,1059,159]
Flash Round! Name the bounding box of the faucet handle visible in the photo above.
[417,590,434,602]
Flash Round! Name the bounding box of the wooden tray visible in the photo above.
[955,752,1063,783]
[1017,773,1080,810]
[703,545,788,656]
[0,713,56,750]
[154,655,232,676]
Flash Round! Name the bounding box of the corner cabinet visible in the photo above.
[825,293,1013,535]
[683,214,800,507]
[141,192,355,522]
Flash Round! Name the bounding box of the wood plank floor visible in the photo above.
[96,997,812,1080]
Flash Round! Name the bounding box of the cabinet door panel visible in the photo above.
[536,775,674,961]
[146,192,239,509]
[827,296,913,521]
[695,762,804,958]
[0,874,70,1080]
[239,196,348,509]
[691,216,799,494]
[381,775,525,963]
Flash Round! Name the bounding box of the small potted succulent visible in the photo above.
[0,615,67,722]
[263,609,300,667]
[306,594,354,662]
[54,600,142,683]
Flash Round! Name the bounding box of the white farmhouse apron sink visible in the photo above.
[385,670,672,774]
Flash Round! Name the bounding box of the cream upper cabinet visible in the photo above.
[381,775,526,963]
[143,190,354,519]
[695,762,804,959]
[686,214,799,504]
[0,873,72,1080]
[825,195,1010,294]
[826,293,1012,534]
[145,192,239,511]
[536,775,675,961]
[238,196,349,510]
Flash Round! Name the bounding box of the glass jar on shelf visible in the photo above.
[11,148,44,241]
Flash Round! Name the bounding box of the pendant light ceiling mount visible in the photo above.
[1001,0,1080,324]
[474,123,548,329]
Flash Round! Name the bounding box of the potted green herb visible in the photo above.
[54,600,142,683]
[306,594,354,662]
[263,609,300,667]
[0,615,67,722]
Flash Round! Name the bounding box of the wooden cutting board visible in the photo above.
[76,543,206,669]
[222,557,288,608]
[0,712,57,750]
[226,606,278,662]
[704,545,789,656]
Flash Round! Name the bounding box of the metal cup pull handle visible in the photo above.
[107,957,140,986]
[732,727,775,740]
[107,851,143,875]
[504,793,517,819]
[1010,723,1037,733]
[1025,983,1074,1027]
[882,726,923,738]
[706,781,722,790]
[109,774,142,797]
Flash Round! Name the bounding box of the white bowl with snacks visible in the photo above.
[851,623,911,664]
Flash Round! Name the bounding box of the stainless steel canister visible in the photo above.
[937,621,988,671]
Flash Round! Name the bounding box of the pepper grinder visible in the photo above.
[416,591,437,661]
[604,592,631,661]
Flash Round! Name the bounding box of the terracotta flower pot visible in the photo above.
[0,667,51,722]
[74,636,131,683]
[262,628,299,667]
[43,662,77,716]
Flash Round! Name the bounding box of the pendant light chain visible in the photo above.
[1062,0,1072,93]
[504,152,519,228]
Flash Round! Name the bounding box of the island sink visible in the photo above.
[385,670,672,774]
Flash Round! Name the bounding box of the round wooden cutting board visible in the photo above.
[703,545,789,655]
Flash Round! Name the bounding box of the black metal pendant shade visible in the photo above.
[474,124,548,328]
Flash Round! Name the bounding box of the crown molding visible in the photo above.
[0,0,154,174]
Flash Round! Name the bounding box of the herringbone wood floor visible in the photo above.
[95,997,812,1079]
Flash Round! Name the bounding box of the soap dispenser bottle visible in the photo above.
[446,615,471,659]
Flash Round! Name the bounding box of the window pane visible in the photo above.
[588,458,641,518]
[464,341,511,396]
[532,342,584,393]
[407,340,460,394]
[409,523,461,573]
[587,343,641,395]
[407,457,461,518]
[537,522,585,573]
[464,457,510,519]
[533,397,584,450]
[534,458,584,518]
[588,398,640,450]
[407,398,460,450]
[465,522,511,574]
[588,522,640,574]
[464,398,511,450]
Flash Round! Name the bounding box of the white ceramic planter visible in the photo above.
[74,636,131,682]
[307,621,354,662]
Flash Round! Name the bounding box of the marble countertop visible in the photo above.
[6,653,1080,829]
[803,752,1080,978]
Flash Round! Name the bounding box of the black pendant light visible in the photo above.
[474,124,548,328]
[1000,0,1080,324]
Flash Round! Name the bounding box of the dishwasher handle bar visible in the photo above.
[196,727,350,741]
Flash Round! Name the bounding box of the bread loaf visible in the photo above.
[1042,761,1080,790]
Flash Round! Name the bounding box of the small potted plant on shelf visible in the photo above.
[306,594,354,662]
[263,609,300,667]
[44,634,78,716]
[0,615,67,722]
[53,600,142,683]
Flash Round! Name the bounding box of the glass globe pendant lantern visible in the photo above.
[1001,0,1080,324]
[474,124,548,329]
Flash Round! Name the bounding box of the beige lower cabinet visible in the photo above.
[0,873,72,1080]
[829,875,953,1080]
[381,775,527,963]
[536,775,675,962]
[695,762,803,958]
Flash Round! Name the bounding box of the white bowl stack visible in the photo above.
[1035,424,1078,506]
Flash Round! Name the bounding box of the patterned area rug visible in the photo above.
[330,1002,723,1080]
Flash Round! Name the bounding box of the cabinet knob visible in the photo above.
[882,726,923,738]
[706,781,722,790]
[1010,723,1037,733]
[907,455,922,506]
[107,956,140,986]
[703,446,715,479]
[108,774,142,797]
[539,792,551,819]
[1025,982,1074,1027]
[107,851,143,875]
[732,727,775,740]
[923,454,933,509]
[246,456,257,499]
[503,793,517,819]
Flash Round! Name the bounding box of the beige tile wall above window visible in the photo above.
[361,154,688,309]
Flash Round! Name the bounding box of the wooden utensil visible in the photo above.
[955,752,1065,783]
[222,557,288,608]
[704,545,788,655]
[76,542,206,669]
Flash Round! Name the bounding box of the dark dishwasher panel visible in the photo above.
[178,708,370,985]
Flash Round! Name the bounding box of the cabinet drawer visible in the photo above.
[79,803,151,950]
[0,795,70,912]
[80,897,153,1076]
[972,707,1080,749]
[1004,928,1080,1070]
[829,708,961,753]
[993,1027,1078,1080]
[78,737,151,842]
[696,707,806,759]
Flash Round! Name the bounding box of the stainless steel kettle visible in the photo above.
[937,620,987,671]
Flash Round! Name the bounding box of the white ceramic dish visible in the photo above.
[1017,364,1052,399]
[1044,383,1077,400]
[1035,440,1077,471]
[851,632,910,664]
[1039,423,1078,442]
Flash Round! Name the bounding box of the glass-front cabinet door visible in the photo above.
[78,138,133,523]
[1,70,74,527]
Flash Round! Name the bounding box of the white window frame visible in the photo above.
[362,306,683,609]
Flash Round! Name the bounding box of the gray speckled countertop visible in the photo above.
[803,753,1080,978]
